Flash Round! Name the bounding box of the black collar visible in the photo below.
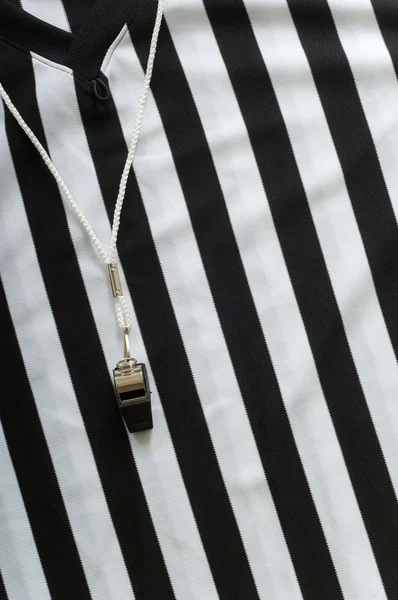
[0,0,142,80]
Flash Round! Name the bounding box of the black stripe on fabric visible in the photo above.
[286,1,398,594]
[0,44,174,600]
[0,280,91,600]
[129,4,344,599]
[0,569,8,600]
[68,19,260,600]
[204,0,398,596]
[371,0,398,82]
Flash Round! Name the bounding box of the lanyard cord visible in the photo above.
[0,0,164,332]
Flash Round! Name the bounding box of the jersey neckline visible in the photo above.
[0,0,142,81]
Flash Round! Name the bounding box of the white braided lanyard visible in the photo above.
[0,0,164,341]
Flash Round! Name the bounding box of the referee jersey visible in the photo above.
[0,1,397,599]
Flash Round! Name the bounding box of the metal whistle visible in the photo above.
[108,263,152,433]
[114,328,153,433]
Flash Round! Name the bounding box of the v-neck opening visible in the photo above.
[0,0,142,80]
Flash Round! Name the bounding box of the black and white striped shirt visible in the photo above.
[0,0,397,598]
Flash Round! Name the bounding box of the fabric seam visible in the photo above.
[102,25,129,74]
[102,0,145,75]
[0,37,86,85]
[31,53,75,79]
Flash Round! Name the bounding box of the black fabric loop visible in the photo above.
[92,76,109,101]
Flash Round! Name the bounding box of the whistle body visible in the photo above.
[114,360,153,432]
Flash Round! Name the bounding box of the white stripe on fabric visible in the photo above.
[246,0,397,595]
[31,52,215,600]
[0,96,134,600]
[104,22,302,600]
[166,1,384,598]
[21,0,70,32]
[0,426,51,600]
